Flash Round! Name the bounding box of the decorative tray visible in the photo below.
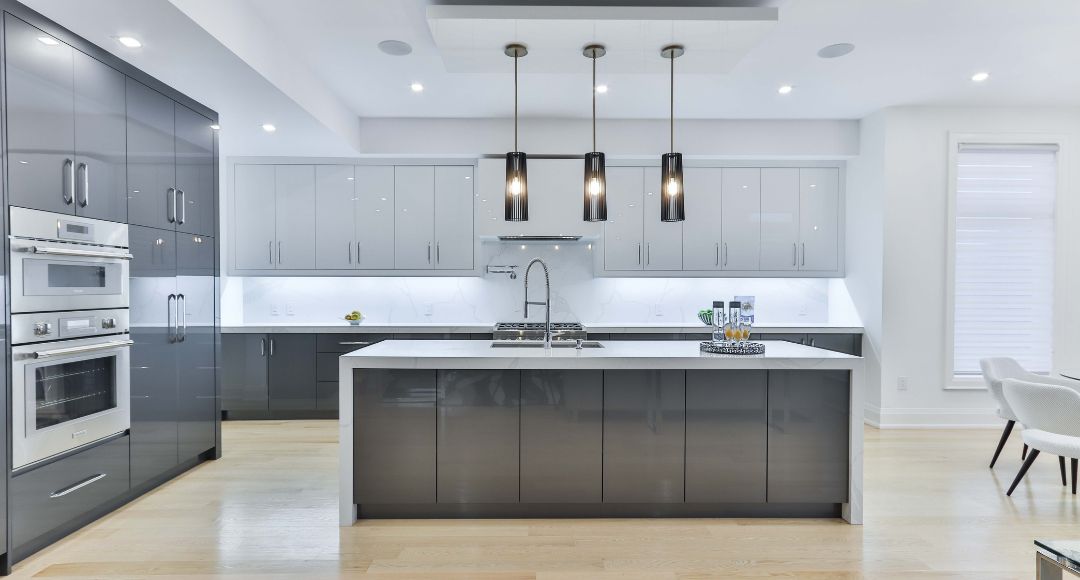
[699,341,766,355]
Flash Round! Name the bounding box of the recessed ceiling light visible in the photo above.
[410,82,424,93]
[778,85,793,95]
[209,124,220,130]
[37,36,60,46]
[116,36,142,48]
[971,71,990,82]
[261,123,276,133]
[595,84,608,94]
[817,43,855,59]
[377,39,412,56]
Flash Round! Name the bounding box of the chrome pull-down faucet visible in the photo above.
[523,258,551,349]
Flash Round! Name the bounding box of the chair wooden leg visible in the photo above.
[1072,458,1078,495]
[1007,448,1040,496]
[990,420,1016,468]
[1023,444,1028,460]
[1060,456,1068,486]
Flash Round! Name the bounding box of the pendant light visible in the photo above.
[660,44,685,222]
[583,44,607,222]
[504,43,529,221]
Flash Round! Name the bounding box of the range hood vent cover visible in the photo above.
[496,235,583,242]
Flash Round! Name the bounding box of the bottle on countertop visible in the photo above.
[712,301,725,343]
[727,301,742,342]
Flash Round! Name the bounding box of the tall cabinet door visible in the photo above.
[604,167,644,271]
[174,104,215,236]
[4,15,76,214]
[73,51,127,223]
[233,165,276,270]
[274,165,316,269]
[394,166,435,269]
[760,168,799,271]
[643,167,683,270]
[721,168,761,270]
[355,166,396,269]
[681,168,723,270]
[434,166,474,270]
[126,78,176,230]
[176,233,217,461]
[128,225,179,488]
[315,165,357,270]
[798,168,840,271]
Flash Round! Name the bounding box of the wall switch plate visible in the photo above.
[897,376,909,391]
[286,302,295,316]
[423,303,433,317]
[654,304,664,317]
[271,303,280,316]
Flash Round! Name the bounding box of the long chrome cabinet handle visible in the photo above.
[801,243,806,266]
[637,243,642,265]
[77,163,89,207]
[269,337,275,356]
[277,241,282,265]
[50,473,107,498]
[167,293,176,343]
[339,341,371,346]
[268,241,273,265]
[177,189,186,224]
[62,159,74,204]
[29,246,133,260]
[715,243,719,266]
[723,242,729,267]
[32,339,134,359]
[792,243,797,266]
[167,188,176,223]
[436,243,440,264]
[427,242,431,264]
[348,242,352,264]
[178,294,187,342]
[260,337,266,356]
[357,242,362,266]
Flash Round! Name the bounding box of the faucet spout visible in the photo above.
[523,258,552,349]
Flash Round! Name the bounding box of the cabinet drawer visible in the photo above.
[316,333,391,354]
[11,435,130,552]
[316,352,341,382]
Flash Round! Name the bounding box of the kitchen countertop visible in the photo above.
[222,322,864,334]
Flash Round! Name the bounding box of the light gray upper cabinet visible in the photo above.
[5,16,126,222]
[315,165,356,270]
[798,168,840,271]
[604,167,645,271]
[233,165,276,270]
[174,104,215,236]
[274,165,316,269]
[433,166,474,270]
[394,166,436,269]
[643,166,683,270]
[760,168,800,271]
[682,168,723,270]
[721,168,761,271]
[126,79,176,230]
[355,166,396,269]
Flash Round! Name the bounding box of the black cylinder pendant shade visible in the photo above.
[660,152,685,222]
[583,151,607,221]
[505,151,528,221]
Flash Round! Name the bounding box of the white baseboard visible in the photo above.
[863,405,1002,429]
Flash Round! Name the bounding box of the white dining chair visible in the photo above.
[1001,379,1080,496]
[980,358,1080,468]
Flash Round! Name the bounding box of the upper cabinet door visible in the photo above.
[233,165,276,270]
[127,78,176,230]
[72,52,126,223]
[798,168,840,272]
[643,167,683,271]
[434,166,474,270]
[394,166,436,270]
[604,167,644,271]
[721,168,761,271]
[314,165,356,270]
[355,166,395,270]
[274,165,316,270]
[760,168,799,271]
[681,167,723,270]
[4,15,76,214]
[174,103,215,236]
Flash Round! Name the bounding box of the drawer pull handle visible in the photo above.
[338,341,371,346]
[50,473,107,499]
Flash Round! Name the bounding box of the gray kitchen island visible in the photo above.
[339,340,864,525]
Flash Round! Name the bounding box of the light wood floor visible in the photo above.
[8,421,1076,579]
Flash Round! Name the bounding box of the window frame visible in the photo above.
[944,132,1066,390]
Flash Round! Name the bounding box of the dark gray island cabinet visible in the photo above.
[340,340,863,524]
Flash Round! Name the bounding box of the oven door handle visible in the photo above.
[31,339,134,359]
[29,246,133,260]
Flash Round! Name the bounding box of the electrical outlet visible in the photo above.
[286,302,295,316]
[654,304,665,317]
[897,376,909,391]
[424,303,433,317]
[271,303,280,316]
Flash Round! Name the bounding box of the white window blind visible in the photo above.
[953,145,1056,376]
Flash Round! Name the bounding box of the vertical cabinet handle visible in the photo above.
[167,188,176,223]
[715,243,719,266]
[792,243,797,266]
[62,159,75,204]
[77,163,89,207]
[177,294,187,342]
[268,241,273,265]
[436,243,441,264]
[277,242,282,265]
[801,242,806,266]
[647,244,651,266]
[723,242,729,267]
[260,337,266,356]
[269,337,275,357]
[427,242,432,264]
[167,294,176,343]
[637,243,642,265]
[348,241,352,264]
[177,189,186,224]
[357,242,362,266]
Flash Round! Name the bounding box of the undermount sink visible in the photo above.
[490,340,604,349]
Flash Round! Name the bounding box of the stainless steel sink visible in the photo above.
[490,340,604,349]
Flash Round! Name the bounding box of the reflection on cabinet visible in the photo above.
[5,15,127,222]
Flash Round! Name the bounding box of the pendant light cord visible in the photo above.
[514,54,519,151]
[669,51,674,153]
[592,54,597,151]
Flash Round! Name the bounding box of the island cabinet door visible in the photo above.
[437,370,521,504]
[766,370,850,503]
[685,371,768,503]
[520,370,603,503]
[603,370,685,503]
[354,369,436,504]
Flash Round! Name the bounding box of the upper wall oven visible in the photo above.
[10,207,131,313]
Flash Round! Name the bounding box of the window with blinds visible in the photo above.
[953,145,1056,377]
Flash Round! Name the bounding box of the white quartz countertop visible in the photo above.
[222,322,864,334]
[339,339,862,371]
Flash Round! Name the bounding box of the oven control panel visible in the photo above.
[11,309,130,345]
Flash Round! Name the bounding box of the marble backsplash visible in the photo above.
[228,242,851,325]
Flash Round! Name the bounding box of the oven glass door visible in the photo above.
[32,354,118,430]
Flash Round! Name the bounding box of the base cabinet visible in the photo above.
[267,334,318,413]
[220,333,321,418]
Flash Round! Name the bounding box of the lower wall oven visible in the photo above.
[11,310,132,470]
